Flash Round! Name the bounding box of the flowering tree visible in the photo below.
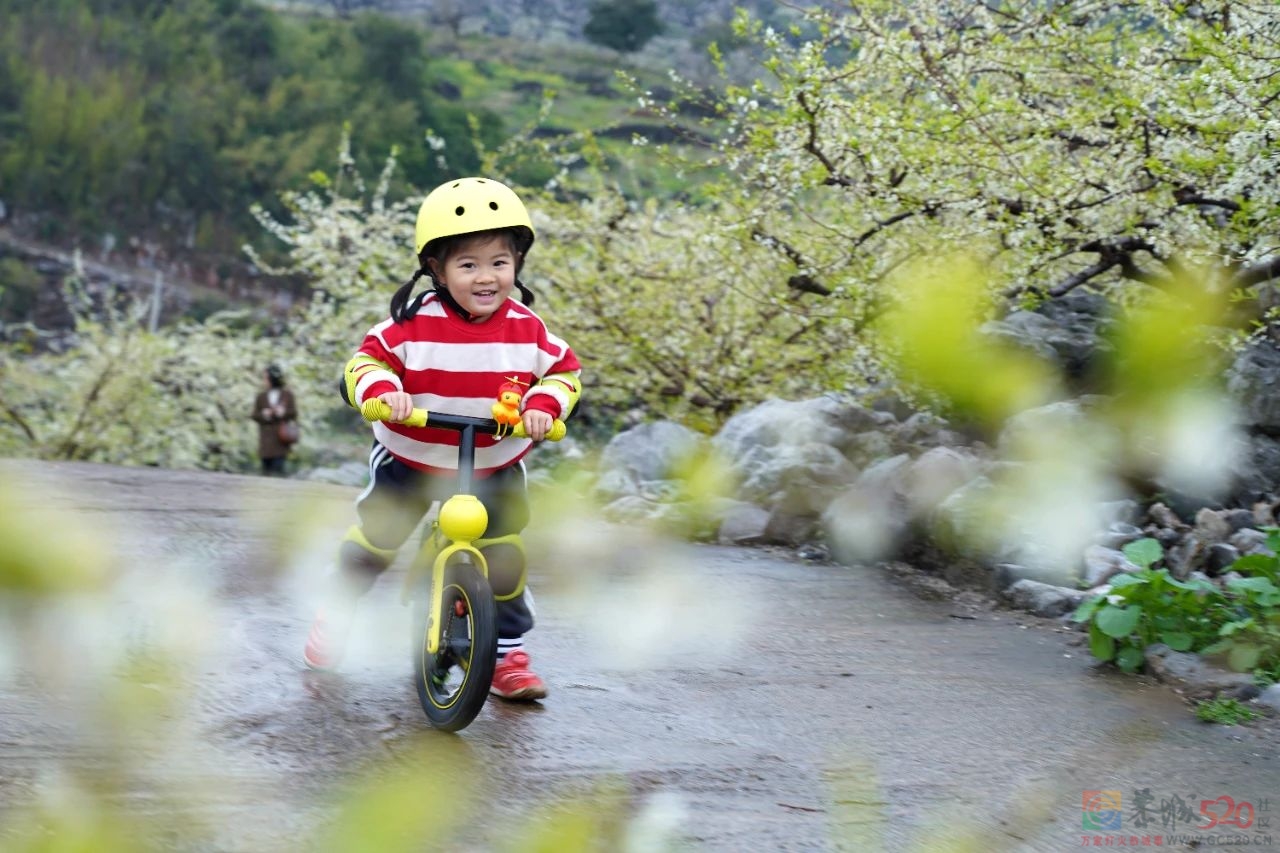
[0,272,277,469]
[667,1,1279,307]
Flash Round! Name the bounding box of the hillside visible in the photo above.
[0,0,755,331]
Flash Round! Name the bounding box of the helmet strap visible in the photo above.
[431,281,480,322]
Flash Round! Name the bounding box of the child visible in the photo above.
[304,177,582,701]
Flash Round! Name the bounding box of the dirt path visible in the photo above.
[1,460,1276,852]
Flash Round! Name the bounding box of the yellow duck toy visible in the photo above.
[492,376,527,431]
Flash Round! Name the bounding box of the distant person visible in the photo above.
[252,364,298,476]
[302,177,582,702]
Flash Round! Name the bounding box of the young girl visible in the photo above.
[304,177,582,701]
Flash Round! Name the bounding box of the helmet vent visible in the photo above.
[455,206,465,216]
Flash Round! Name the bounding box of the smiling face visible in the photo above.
[427,233,520,321]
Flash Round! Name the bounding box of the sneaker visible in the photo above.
[490,650,547,701]
[303,606,352,671]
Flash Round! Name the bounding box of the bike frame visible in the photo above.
[358,398,564,656]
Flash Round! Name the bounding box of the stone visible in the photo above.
[1002,579,1088,618]
[1143,643,1256,700]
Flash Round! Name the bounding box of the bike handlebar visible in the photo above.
[359,399,566,442]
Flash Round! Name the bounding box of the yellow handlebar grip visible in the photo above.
[359,399,428,428]
[511,419,566,441]
[359,399,390,422]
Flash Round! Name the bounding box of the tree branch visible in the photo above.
[751,228,833,296]
[1006,235,1161,298]
[796,90,858,188]
[1231,255,1280,289]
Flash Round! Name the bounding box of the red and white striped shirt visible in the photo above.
[351,293,581,475]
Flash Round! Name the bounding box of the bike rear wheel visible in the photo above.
[413,555,498,732]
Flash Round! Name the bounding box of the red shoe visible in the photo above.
[303,606,351,671]
[490,650,547,701]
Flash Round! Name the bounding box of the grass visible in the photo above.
[1194,697,1260,726]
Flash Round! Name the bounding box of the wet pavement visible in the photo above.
[1,459,1277,852]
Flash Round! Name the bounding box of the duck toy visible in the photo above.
[492,376,528,434]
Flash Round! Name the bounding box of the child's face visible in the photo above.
[429,234,519,321]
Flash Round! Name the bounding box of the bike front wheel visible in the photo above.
[413,555,498,732]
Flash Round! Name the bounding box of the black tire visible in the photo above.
[413,554,498,732]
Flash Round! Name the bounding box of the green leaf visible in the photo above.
[1096,604,1143,639]
[1229,553,1279,577]
[1089,625,1116,661]
[1219,619,1254,637]
[1161,631,1194,651]
[1227,643,1262,672]
[1227,576,1278,594]
[1162,575,1201,591]
[1116,645,1146,672]
[1200,639,1231,655]
[1122,538,1163,570]
[1071,595,1103,622]
[1108,573,1148,589]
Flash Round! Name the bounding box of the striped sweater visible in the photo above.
[349,293,581,475]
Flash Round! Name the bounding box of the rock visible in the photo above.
[1096,522,1144,550]
[1228,528,1269,555]
[822,482,904,565]
[796,542,829,561]
[1153,526,1181,551]
[598,420,706,483]
[601,495,660,524]
[1256,684,1280,713]
[1193,508,1234,544]
[903,446,984,514]
[992,562,1034,591]
[593,467,637,501]
[1166,534,1207,580]
[1226,340,1280,433]
[1143,643,1256,700]
[764,508,821,546]
[1223,508,1258,532]
[1149,502,1189,530]
[981,290,1108,382]
[1205,542,1241,575]
[717,502,771,546]
[1082,544,1137,587]
[1002,579,1088,618]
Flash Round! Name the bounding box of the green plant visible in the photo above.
[1071,538,1224,672]
[1226,527,1280,584]
[1074,535,1280,684]
[1194,697,1259,726]
[1200,575,1280,677]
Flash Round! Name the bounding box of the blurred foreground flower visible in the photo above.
[848,255,1245,579]
[879,255,1061,429]
[0,479,112,597]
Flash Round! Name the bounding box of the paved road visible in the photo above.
[1,460,1277,852]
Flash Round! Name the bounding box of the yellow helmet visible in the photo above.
[414,177,534,258]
